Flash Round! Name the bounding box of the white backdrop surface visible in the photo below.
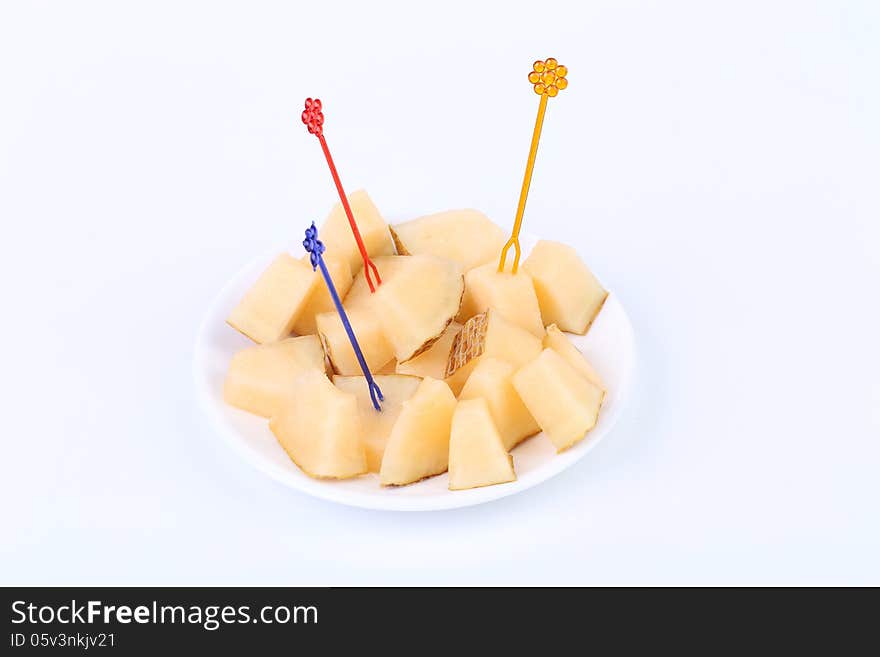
[1,0,878,585]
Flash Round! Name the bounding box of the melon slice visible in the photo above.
[269,371,366,479]
[522,240,608,334]
[369,255,464,362]
[318,189,395,275]
[458,358,539,450]
[346,254,465,366]
[543,324,605,393]
[227,253,315,343]
[444,309,542,395]
[457,262,544,337]
[512,348,605,452]
[389,209,505,271]
[316,306,394,375]
[291,255,353,335]
[223,335,326,417]
[395,322,461,379]
[333,374,421,472]
[448,398,516,490]
[344,255,414,309]
[379,377,456,486]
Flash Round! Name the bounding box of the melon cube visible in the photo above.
[396,322,461,379]
[389,209,505,271]
[448,398,516,490]
[333,374,421,472]
[223,335,326,417]
[369,255,464,362]
[512,348,605,452]
[379,378,457,486]
[291,255,353,335]
[269,371,366,479]
[459,358,539,450]
[522,240,608,334]
[543,324,605,393]
[344,255,413,309]
[457,262,544,337]
[315,306,394,375]
[227,253,315,343]
[444,309,542,395]
[319,189,395,275]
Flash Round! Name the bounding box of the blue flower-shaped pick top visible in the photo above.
[303,222,325,270]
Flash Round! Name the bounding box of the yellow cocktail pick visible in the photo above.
[499,57,569,273]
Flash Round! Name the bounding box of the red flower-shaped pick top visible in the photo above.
[301,98,324,135]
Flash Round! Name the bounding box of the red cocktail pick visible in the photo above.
[301,98,382,292]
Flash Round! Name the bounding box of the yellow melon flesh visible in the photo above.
[344,255,413,309]
[444,309,543,395]
[379,378,456,486]
[377,360,398,374]
[395,322,461,379]
[458,357,539,450]
[512,348,605,452]
[223,335,326,418]
[316,306,394,375]
[227,254,315,343]
[318,189,395,275]
[522,240,608,334]
[269,371,366,479]
[389,209,505,271]
[291,255,353,336]
[347,255,464,363]
[457,262,544,337]
[333,374,421,472]
[369,255,464,362]
[543,324,606,393]
[448,398,516,490]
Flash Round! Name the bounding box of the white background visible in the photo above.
[1,1,878,585]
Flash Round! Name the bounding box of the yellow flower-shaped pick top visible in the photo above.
[530,58,568,95]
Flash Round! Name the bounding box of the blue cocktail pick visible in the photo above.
[303,222,384,411]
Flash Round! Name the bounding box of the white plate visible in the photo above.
[193,233,636,511]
